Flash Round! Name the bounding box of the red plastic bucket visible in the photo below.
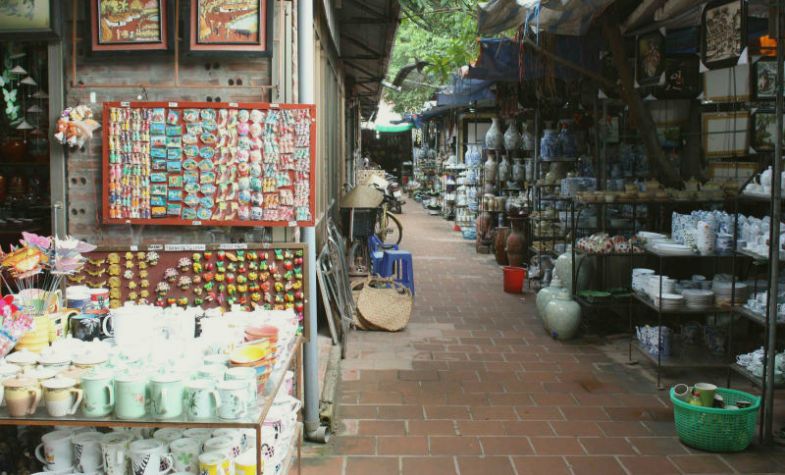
[503,266,526,293]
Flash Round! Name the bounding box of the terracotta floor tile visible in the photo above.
[332,436,376,455]
[530,437,585,455]
[512,456,571,475]
[301,456,343,475]
[407,420,456,436]
[480,436,534,455]
[628,437,689,455]
[357,420,406,436]
[670,454,734,474]
[503,420,555,436]
[567,455,627,475]
[618,456,681,475]
[578,437,636,455]
[549,421,603,437]
[456,456,516,475]
[429,436,482,455]
[345,456,398,475]
[377,435,428,455]
[457,420,508,436]
[424,405,471,419]
[401,456,458,475]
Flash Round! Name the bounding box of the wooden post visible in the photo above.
[601,14,681,187]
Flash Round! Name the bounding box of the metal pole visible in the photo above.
[764,1,784,444]
[298,0,329,442]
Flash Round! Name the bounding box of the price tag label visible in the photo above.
[129,245,139,251]
[165,244,207,252]
[229,102,239,108]
[219,243,249,250]
[148,244,164,251]
[192,221,202,226]
[288,221,297,227]
[120,101,130,107]
[168,102,178,108]
[270,103,280,109]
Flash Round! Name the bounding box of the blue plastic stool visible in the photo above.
[380,250,415,297]
[369,235,398,275]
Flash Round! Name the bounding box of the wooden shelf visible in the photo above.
[632,341,728,369]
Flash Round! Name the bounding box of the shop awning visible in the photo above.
[436,76,495,106]
[478,0,615,37]
[375,123,413,133]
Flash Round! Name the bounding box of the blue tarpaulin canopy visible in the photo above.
[467,37,601,82]
[436,76,495,106]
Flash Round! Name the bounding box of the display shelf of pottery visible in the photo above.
[575,233,644,255]
[732,347,785,388]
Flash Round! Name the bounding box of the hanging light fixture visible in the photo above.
[15,119,34,130]
[20,76,37,86]
[9,66,27,75]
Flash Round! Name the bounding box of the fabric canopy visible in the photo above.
[479,0,616,36]
[436,76,495,106]
[375,123,413,133]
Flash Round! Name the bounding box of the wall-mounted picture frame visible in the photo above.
[751,111,781,152]
[636,31,665,87]
[90,0,173,53]
[702,64,750,102]
[702,111,750,157]
[655,55,701,99]
[701,0,746,70]
[753,58,778,100]
[186,0,273,56]
[0,0,60,39]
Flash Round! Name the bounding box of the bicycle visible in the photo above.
[346,191,404,275]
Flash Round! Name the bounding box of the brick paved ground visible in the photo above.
[301,202,785,474]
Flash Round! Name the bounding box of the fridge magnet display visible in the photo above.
[636,31,665,87]
[103,101,316,227]
[701,0,746,69]
[656,56,701,99]
[752,111,780,152]
[702,111,750,157]
[0,0,59,39]
[90,0,171,52]
[753,59,778,100]
[187,0,272,55]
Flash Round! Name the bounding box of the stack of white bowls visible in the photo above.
[653,293,684,311]
[682,289,715,310]
[713,281,748,306]
[646,275,676,299]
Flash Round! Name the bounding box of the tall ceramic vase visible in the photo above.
[504,120,521,153]
[506,217,526,267]
[465,144,482,167]
[485,118,504,150]
[544,290,581,341]
[484,152,498,183]
[494,227,510,266]
[521,121,534,153]
[497,155,511,184]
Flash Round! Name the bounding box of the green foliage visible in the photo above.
[386,0,480,114]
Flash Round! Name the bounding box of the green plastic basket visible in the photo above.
[670,387,760,453]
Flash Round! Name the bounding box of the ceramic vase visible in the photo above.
[476,211,493,246]
[536,275,563,330]
[493,227,510,266]
[545,290,581,341]
[465,144,482,167]
[498,155,511,184]
[540,129,560,160]
[506,218,526,267]
[512,158,524,186]
[521,121,534,152]
[484,152,498,183]
[504,120,521,152]
[559,123,578,158]
[554,246,591,293]
[485,118,504,150]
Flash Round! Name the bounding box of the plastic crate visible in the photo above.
[670,386,760,452]
[340,207,379,239]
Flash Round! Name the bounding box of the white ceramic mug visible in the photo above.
[42,377,83,417]
[72,431,104,473]
[225,367,258,408]
[211,429,243,458]
[217,380,249,419]
[182,428,213,447]
[129,439,174,475]
[100,431,136,475]
[103,306,154,347]
[170,437,201,473]
[203,436,236,460]
[152,428,184,448]
[35,430,75,470]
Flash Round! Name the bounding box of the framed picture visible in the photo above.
[636,32,665,87]
[0,0,60,39]
[702,64,750,102]
[90,0,172,53]
[186,0,273,55]
[702,111,750,157]
[751,111,782,152]
[701,0,746,69]
[655,55,701,99]
[753,59,779,100]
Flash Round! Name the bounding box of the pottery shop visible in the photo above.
[394,0,785,451]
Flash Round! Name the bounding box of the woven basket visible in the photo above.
[353,276,413,332]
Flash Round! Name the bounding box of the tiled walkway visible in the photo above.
[302,203,785,475]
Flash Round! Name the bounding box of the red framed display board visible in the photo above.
[102,101,316,228]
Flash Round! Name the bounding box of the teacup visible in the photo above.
[100,431,136,475]
[3,376,41,417]
[35,429,75,470]
[150,372,185,419]
[199,451,231,475]
[42,377,83,417]
[170,437,201,473]
[153,428,184,448]
[184,379,221,420]
[81,368,114,417]
[211,429,243,458]
[129,438,174,475]
[114,373,147,419]
[233,449,257,475]
[225,367,258,408]
[72,431,104,473]
[216,380,249,419]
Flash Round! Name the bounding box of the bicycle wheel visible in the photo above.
[348,238,370,275]
[378,211,403,246]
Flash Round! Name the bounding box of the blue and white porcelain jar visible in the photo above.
[540,129,560,160]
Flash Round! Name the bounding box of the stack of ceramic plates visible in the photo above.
[681,289,715,310]
[653,243,694,256]
[652,293,684,311]
[632,268,655,293]
[713,281,748,306]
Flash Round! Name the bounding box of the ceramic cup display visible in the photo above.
[182,428,213,446]
[72,431,104,473]
[225,367,258,408]
[203,436,236,459]
[102,308,153,348]
[81,368,114,417]
[150,372,185,419]
[69,314,103,341]
[3,376,42,417]
[42,377,83,417]
[216,380,249,419]
[101,431,136,475]
[170,437,200,473]
[114,373,147,419]
[184,379,221,420]
[233,449,257,475]
[152,428,184,448]
[211,429,243,458]
[198,451,231,475]
[35,429,74,471]
[129,439,174,475]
